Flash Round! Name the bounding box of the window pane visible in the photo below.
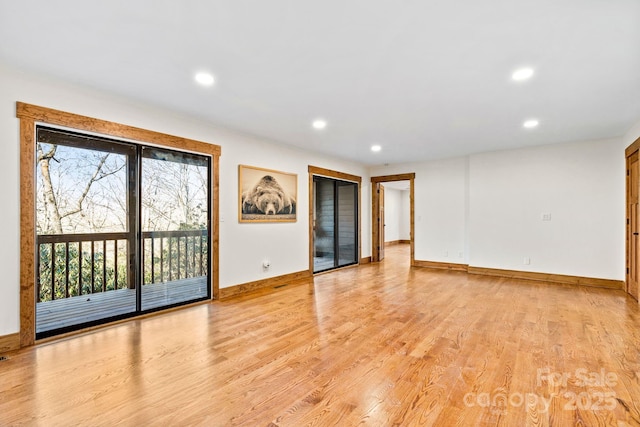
[337,182,358,266]
[36,138,128,234]
[35,127,135,336]
[140,147,210,311]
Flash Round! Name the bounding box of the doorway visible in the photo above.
[626,138,640,301]
[308,166,362,274]
[371,173,415,264]
[380,181,411,259]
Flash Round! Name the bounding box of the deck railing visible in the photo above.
[142,230,208,285]
[37,229,208,303]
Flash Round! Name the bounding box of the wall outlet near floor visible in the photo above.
[523,257,531,265]
[541,213,551,221]
[262,260,270,270]
[443,250,448,257]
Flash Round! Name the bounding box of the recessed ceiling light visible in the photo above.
[312,119,327,130]
[371,145,382,152]
[195,72,215,86]
[523,119,539,129]
[512,67,534,81]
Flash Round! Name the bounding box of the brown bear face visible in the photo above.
[254,189,284,215]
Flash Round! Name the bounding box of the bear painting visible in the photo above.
[242,175,296,215]
[239,166,297,222]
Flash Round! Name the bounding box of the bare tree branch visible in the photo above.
[59,154,112,220]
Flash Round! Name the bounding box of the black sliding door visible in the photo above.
[35,126,212,339]
[313,176,358,273]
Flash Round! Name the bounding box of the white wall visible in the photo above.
[624,118,640,147]
[0,64,370,336]
[383,187,402,242]
[371,157,468,264]
[371,138,626,279]
[469,138,625,278]
[382,187,410,243]
[400,190,410,241]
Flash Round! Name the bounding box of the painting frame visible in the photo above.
[238,164,298,223]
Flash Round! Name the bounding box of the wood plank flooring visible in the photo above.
[2,244,640,426]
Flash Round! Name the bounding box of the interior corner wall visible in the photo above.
[371,137,625,280]
[0,64,370,336]
[624,118,640,147]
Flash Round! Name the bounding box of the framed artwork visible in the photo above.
[238,165,297,222]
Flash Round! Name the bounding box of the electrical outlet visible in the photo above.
[541,213,551,221]
[523,257,530,265]
[262,260,270,270]
[443,250,448,257]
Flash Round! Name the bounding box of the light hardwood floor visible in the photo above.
[1,245,640,426]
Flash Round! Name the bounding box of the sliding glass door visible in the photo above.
[35,126,211,338]
[313,176,358,273]
[140,147,210,311]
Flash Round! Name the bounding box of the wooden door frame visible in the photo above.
[626,136,640,299]
[308,166,362,275]
[379,184,385,261]
[17,102,221,347]
[371,173,415,264]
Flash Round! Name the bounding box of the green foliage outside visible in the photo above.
[38,242,128,302]
[39,233,208,302]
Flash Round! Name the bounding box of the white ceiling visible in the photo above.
[1,1,639,166]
